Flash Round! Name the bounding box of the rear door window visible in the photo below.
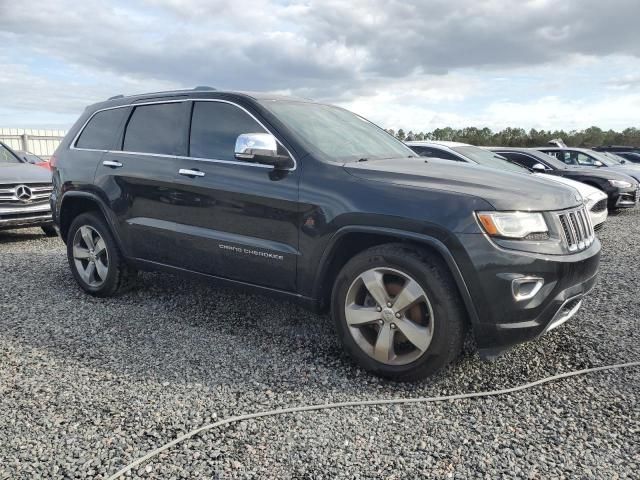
[189,101,266,161]
[76,108,129,150]
[123,103,187,155]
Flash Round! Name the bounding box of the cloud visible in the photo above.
[3,0,640,96]
[1,0,640,129]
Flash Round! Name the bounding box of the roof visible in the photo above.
[405,140,470,147]
[489,147,543,152]
[109,88,309,103]
[89,88,314,112]
[536,146,592,152]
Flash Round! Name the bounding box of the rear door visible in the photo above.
[170,100,300,291]
[94,101,189,265]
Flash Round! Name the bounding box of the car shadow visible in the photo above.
[1,242,609,403]
[0,229,47,244]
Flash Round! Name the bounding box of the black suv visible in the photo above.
[490,147,640,210]
[51,89,601,380]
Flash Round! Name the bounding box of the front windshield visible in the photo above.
[22,152,42,163]
[589,150,619,166]
[451,145,527,173]
[261,101,415,162]
[601,152,626,164]
[0,144,22,164]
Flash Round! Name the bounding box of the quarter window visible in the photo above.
[123,103,186,155]
[189,101,266,161]
[76,108,129,150]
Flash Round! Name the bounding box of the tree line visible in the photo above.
[386,126,640,147]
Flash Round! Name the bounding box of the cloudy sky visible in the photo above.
[1,0,639,132]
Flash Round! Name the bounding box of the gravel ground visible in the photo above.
[0,210,638,479]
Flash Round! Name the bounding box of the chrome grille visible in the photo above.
[0,183,52,204]
[590,199,607,213]
[556,206,595,252]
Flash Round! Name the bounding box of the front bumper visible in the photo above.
[585,195,608,230]
[0,203,53,230]
[453,233,601,358]
[611,187,639,209]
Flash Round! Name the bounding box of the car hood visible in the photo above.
[535,173,604,199]
[560,165,638,182]
[0,162,52,183]
[606,165,640,183]
[344,158,582,211]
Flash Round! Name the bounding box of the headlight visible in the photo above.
[608,179,632,188]
[477,211,548,239]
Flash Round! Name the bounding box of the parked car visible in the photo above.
[15,150,51,170]
[0,141,55,236]
[486,147,638,213]
[593,145,640,154]
[51,89,600,380]
[537,147,640,185]
[406,141,609,228]
[612,151,640,164]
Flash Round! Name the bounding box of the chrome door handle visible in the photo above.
[103,160,123,168]
[179,169,205,177]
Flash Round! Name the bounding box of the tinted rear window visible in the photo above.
[76,108,128,150]
[189,101,266,161]
[123,103,186,155]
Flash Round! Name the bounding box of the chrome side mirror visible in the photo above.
[234,133,293,170]
[593,160,604,167]
[531,163,547,171]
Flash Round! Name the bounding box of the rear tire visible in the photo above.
[66,212,138,297]
[331,243,466,381]
[41,225,57,237]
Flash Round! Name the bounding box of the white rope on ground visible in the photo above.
[107,360,640,480]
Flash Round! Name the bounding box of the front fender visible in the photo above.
[311,225,480,326]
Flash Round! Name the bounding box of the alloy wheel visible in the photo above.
[344,267,434,366]
[72,225,109,287]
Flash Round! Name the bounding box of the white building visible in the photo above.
[0,128,67,160]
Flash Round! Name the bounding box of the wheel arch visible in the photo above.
[58,192,126,254]
[312,226,480,326]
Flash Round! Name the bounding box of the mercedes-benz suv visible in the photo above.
[0,141,55,236]
[51,89,601,380]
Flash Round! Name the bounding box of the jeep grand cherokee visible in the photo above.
[51,89,601,380]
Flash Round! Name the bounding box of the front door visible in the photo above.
[170,100,300,291]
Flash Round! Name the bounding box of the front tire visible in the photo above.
[66,212,137,297]
[331,244,466,381]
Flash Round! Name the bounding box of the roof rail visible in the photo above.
[193,85,216,91]
[107,94,125,100]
